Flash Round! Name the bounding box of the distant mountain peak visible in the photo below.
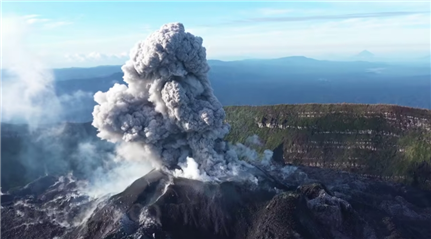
[274,56,318,62]
[355,50,374,58]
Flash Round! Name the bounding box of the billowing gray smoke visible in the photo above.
[92,23,264,181]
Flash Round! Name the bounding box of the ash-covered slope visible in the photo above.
[2,164,431,239]
[225,104,431,185]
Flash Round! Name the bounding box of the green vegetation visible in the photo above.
[224,103,431,187]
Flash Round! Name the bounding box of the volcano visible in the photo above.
[2,22,431,239]
[2,165,431,239]
[352,50,375,61]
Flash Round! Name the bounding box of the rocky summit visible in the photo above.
[2,163,431,239]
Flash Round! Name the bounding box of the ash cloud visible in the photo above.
[92,23,270,181]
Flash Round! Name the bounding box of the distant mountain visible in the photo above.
[208,56,386,84]
[52,65,122,81]
[210,55,378,67]
[352,50,375,61]
[354,50,374,59]
[2,56,429,124]
[54,72,123,95]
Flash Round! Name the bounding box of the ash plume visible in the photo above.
[92,23,267,181]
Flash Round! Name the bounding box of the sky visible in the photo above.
[2,1,430,68]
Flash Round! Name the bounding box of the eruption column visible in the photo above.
[92,23,257,181]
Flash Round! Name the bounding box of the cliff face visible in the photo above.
[225,104,431,184]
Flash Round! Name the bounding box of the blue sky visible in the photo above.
[2,1,430,68]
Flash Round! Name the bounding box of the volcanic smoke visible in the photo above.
[92,23,269,182]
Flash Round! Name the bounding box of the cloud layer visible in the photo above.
[24,14,73,29]
[245,11,430,24]
[64,52,128,62]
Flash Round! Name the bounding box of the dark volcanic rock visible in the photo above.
[2,166,431,239]
[11,175,58,198]
[1,194,14,205]
[1,174,99,239]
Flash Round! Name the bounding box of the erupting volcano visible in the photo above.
[92,22,269,182]
[2,23,431,239]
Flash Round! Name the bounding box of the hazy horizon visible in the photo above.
[3,1,430,68]
[1,52,430,71]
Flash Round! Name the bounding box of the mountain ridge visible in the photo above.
[44,57,430,124]
[2,103,431,192]
[224,103,431,187]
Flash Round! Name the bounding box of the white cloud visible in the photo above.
[194,12,430,59]
[2,16,62,129]
[142,23,153,33]
[64,52,128,62]
[258,8,294,16]
[23,14,40,19]
[13,7,429,67]
[87,52,105,60]
[20,14,73,29]
[58,90,93,103]
[333,1,430,11]
[44,21,73,29]
[64,53,86,62]
[27,18,50,24]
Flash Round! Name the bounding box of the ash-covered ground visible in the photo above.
[2,163,431,239]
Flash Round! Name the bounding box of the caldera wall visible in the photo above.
[224,103,431,182]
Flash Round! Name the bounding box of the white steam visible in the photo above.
[92,23,271,181]
[246,134,264,147]
[174,157,211,181]
[58,90,93,105]
[80,142,155,198]
[2,16,94,127]
[2,16,62,130]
